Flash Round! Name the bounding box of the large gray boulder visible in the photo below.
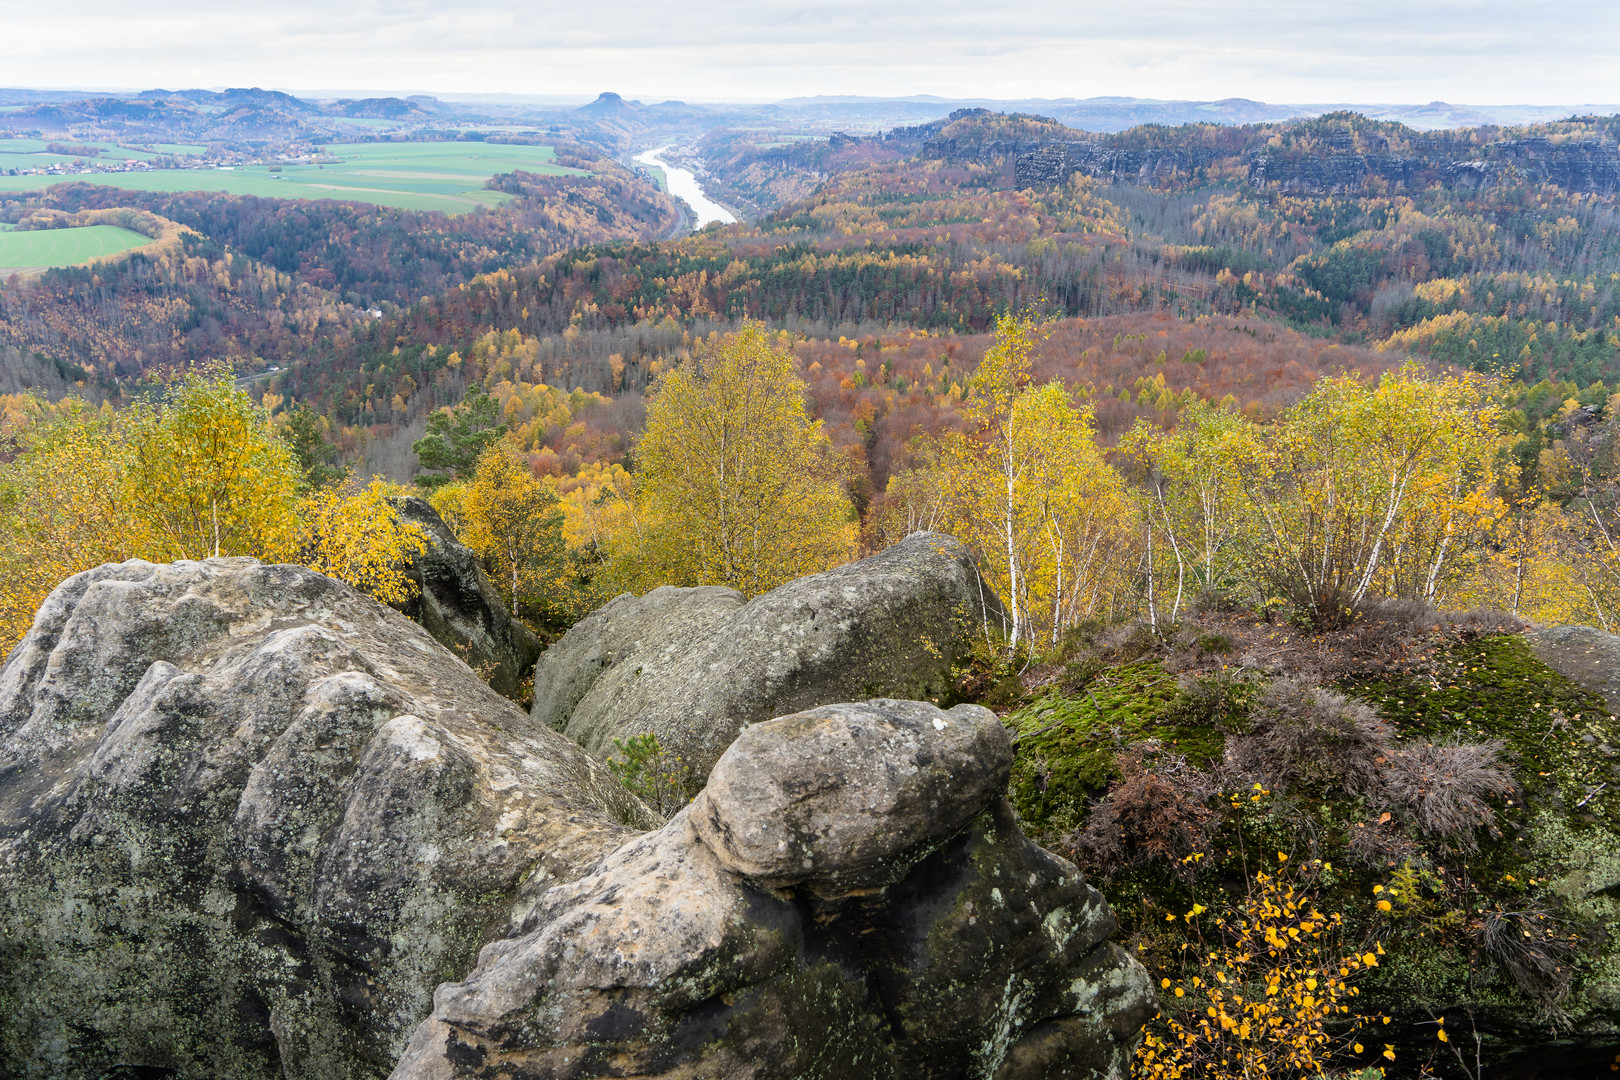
[531,532,1005,775]
[0,559,1149,1080]
[392,699,1153,1080]
[390,495,542,702]
[1525,624,1620,714]
[0,558,651,1080]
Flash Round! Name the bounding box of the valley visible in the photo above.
[633,145,737,226]
[0,140,589,213]
[7,79,1620,1080]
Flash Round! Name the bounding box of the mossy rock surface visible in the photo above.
[1004,627,1620,1073]
[1007,661,1229,838]
[1343,633,1620,821]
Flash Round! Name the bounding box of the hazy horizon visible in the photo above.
[1,0,1617,107]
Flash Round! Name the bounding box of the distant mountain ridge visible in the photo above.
[5,87,1617,135]
[0,86,437,142]
[763,95,1620,132]
[897,109,1620,195]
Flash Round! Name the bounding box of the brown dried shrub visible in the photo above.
[1343,597,1443,670]
[1474,905,1575,1021]
[1357,596,1443,634]
[1223,676,1394,797]
[1446,606,1531,636]
[1381,737,1513,849]
[1093,619,1163,662]
[1070,746,1218,882]
[1346,815,1423,868]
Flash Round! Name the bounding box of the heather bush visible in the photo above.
[1346,596,1442,662]
[1224,676,1393,797]
[1346,815,1423,868]
[1381,737,1513,848]
[1473,904,1575,1019]
[1070,746,1217,881]
[1445,606,1531,636]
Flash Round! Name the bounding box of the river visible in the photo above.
[634,146,737,228]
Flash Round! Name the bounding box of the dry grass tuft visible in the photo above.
[1069,746,1218,882]
[1382,737,1513,848]
[1223,676,1393,797]
[1446,606,1531,636]
[1474,905,1574,1020]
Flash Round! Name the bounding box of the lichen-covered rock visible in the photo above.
[0,560,1148,1080]
[390,495,542,701]
[0,558,653,1080]
[392,699,1153,1080]
[1525,624,1620,715]
[691,699,1012,894]
[531,532,1006,776]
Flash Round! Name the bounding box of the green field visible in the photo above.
[0,142,589,213]
[0,138,206,163]
[0,225,151,270]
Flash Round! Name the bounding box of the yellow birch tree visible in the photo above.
[1238,365,1504,627]
[934,313,1133,646]
[126,370,301,561]
[631,322,855,596]
[460,445,569,619]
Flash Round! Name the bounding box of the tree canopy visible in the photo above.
[629,322,855,596]
[412,387,507,488]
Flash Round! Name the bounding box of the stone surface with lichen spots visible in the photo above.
[529,531,1007,778]
[0,557,652,1080]
[391,698,1153,1080]
[0,557,1149,1080]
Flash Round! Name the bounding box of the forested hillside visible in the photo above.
[10,102,1620,1078]
[4,110,1618,601]
[0,149,677,380]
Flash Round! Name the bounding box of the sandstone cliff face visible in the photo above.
[389,496,542,702]
[0,556,1149,1080]
[1012,142,1215,187]
[1447,139,1620,194]
[1009,132,1620,195]
[0,558,649,1080]
[531,531,1007,778]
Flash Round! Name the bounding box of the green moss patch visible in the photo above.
[1342,634,1620,825]
[1006,629,1620,1060]
[1006,661,1227,838]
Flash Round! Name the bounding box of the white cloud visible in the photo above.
[0,0,1615,103]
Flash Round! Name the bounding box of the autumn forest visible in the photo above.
[9,84,1620,1079]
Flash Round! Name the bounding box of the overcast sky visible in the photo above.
[3,0,1617,105]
